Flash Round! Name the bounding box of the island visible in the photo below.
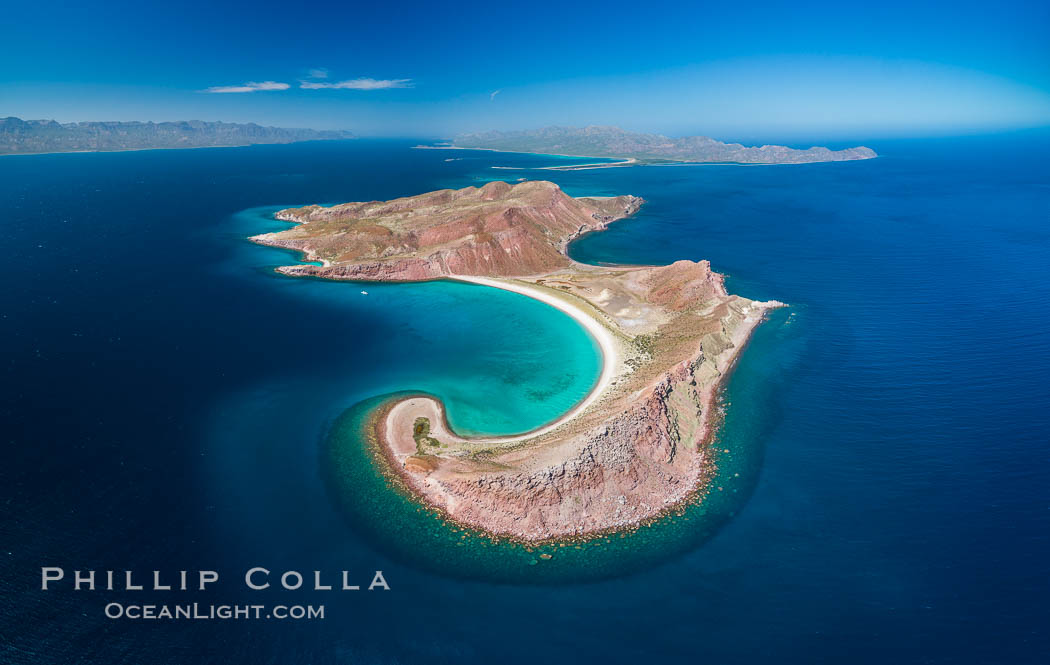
[0,117,353,155]
[450,125,876,166]
[252,180,783,541]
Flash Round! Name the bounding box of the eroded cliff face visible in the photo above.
[252,180,643,280]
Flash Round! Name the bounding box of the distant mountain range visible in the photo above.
[453,125,877,164]
[0,117,353,155]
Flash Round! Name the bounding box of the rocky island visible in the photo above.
[252,180,782,541]
[451,125,877,166]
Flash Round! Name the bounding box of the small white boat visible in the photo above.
[360,291,368,295]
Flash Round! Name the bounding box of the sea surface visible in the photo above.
[2,133,1048,663]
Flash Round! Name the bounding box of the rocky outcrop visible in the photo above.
[252,180,643,280]
[644,259,726,310]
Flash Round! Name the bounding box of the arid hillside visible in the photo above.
[253,180,642,280]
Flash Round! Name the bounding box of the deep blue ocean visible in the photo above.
[2,134,1048,663]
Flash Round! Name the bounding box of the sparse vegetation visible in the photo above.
[412,417,442,452]
[626,333,658,371]
[634,334,656,356]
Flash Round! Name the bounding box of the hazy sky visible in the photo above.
[3,0,1049,139]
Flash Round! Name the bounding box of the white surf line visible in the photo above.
[448,275,621,444]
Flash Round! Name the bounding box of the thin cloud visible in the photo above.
[306,68,329,80]
[300,78,413,90]
[204,81,290,94]
[490,89,501,101]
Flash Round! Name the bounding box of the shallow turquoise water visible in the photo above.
[323,303,799,583]
[225,204,602,437]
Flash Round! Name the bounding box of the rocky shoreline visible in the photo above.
[252,180,783,541]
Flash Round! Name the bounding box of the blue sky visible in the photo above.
[3,0,1049,139]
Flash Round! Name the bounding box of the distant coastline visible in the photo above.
[0,142,336,158]
[416,142,866,170]
[0,117,353,156]
[446,125,877,166]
